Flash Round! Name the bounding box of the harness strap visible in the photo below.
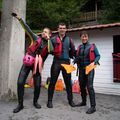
[33,54,43,74]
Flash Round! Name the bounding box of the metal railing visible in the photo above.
[73,10,102,23]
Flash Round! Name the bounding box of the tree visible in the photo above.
[101,0,120,23]
[26,0,87,30]
[0,0,2,10]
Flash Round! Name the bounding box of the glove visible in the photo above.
[11,12,17,17]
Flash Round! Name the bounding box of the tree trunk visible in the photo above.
[0,0,26,100]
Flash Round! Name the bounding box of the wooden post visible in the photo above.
[95,1,98,21]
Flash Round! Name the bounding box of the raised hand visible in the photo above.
[11,12,17,17]
[11,12,20,20]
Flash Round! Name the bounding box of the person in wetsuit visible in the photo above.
[12,13,51,113]
[47,23,76,108]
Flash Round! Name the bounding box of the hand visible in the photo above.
[45,34,50,40]
[11,12,20,20]
[90,62,95,66]
[11,12,17,17]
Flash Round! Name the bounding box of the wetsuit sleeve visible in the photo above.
[19,18,38,41]
[94,44,100,64]
[69,38,76,58]
[73,45,80,64]
[49,37,55,55]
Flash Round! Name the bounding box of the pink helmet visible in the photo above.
[23,54,35,66]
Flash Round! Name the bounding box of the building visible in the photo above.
[42,22,120,95]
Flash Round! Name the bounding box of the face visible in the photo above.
[41,28,51,40]
[81,34,88,43]
[58,25,67,36]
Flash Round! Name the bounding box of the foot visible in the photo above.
[86,107,96,114]
[13,105,24,113]
[47,101,53,108]
[33,102,41,109]
[69,101,76,107]
[76,102,86,107]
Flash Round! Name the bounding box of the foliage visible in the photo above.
[100,0,120,23]
[26,0,87,30]
[0,0,118,30]
[0,0,2,10]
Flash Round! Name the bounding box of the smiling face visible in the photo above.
[81,34,89,44]
[58,24,67,37]
[41,28,51,40]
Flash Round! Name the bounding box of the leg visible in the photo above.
[33,66,41,108]
[13,64,31,113]
[47,61,60,108]
[62,65,76,107]
[86,69,96,114]
[77,69,87,106]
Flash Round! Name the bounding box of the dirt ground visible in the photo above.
[0,87,120,120]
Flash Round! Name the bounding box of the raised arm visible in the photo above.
[11,13,38,43]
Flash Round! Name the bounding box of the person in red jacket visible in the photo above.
[11,13,51,113]
[47,23,76,108]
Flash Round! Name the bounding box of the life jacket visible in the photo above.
[53,36,74,58]
[53,36,62,57]
[89,44,95,62]
[40,45,48,59]
[76,43,95,62]
[27,37,42,55]
[27,37,48,62]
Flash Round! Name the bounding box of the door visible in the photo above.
[113,35,120,82]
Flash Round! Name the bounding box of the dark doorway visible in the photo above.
[113,35,120,82]
[113,35,120,53]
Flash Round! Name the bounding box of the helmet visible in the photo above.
[23,54,35,66]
